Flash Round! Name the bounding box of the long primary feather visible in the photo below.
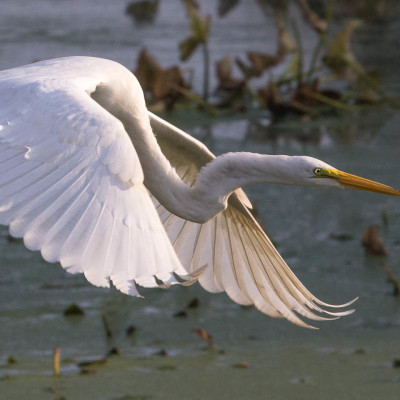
[149,112,355,327]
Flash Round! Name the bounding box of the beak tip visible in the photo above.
[335,170,400,197]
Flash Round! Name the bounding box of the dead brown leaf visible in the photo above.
[361,225,388,256]
[297,0,327,33]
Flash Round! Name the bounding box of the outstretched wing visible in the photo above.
[150,112,355,328]
[0,58,190,295]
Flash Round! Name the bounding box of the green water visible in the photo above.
[1,1,400,399]
[1,113,400,399]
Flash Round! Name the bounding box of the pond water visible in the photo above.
[1,1,400,399]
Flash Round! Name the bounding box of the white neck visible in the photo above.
[126,113,298,223]
[92,77,303,224]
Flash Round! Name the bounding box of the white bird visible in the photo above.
[0,57,398,328]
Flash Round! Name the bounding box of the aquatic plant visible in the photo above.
[179,0,211,101]
[125,0,160,24]
[130,0,398,120]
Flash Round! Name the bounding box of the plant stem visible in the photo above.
[291,19,304,88]
[169,83,217,115]
[202,42,210,101]
[306,0,336,83]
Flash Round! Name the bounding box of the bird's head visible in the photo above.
[295,156,400,196]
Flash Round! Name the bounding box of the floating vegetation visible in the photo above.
[329,232,353,241]
[63,303,85,317]
[193,328,214,350]
[393,359,400,368]
[7,355,16,364]
[78,358,107,375]
[126,325,137,338]
[186,297,200,309]
[154,349,168,357]
[173,297,200,318]
[232,361,249,369]
[173,310,187,318]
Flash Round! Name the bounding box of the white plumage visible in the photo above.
[0,57,186,297]
[1,56,398,328]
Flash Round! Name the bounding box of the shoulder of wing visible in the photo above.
[0,63,142,184]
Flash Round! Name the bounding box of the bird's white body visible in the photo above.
[2,56,392,328]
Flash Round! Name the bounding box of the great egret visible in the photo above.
[0,57,398,328]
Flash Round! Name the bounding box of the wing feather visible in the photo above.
[0,57,353,327]
[217,212,254,305]
[0,58,191,295]
[149,112,354,327]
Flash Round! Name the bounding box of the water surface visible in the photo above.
[1,1,400,399]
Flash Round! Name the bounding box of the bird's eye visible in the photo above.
[313,168,322,175]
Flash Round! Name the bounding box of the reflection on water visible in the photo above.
[1,1,400,399]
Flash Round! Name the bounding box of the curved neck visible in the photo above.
[92,77,296,223]
[126,116,294,223]
[123,116,295,224]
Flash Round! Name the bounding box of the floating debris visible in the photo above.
[7,355,16,364]
[193,328,214,349]
[78,358,107,375]
[329,232,353,241]
[63,303,84,317]
[232,361,249,369]
[173,310,188,318]
[53,347,60,377]
[126,325,137,338]
[173,297,200,318]
[353,348,366,355]
[186,297,200,309]
[108,347,120,357]
[78,359,107,368]
[154,349,168,357]
[361,225,388,256]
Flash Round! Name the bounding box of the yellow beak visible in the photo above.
[330,170,400,196]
